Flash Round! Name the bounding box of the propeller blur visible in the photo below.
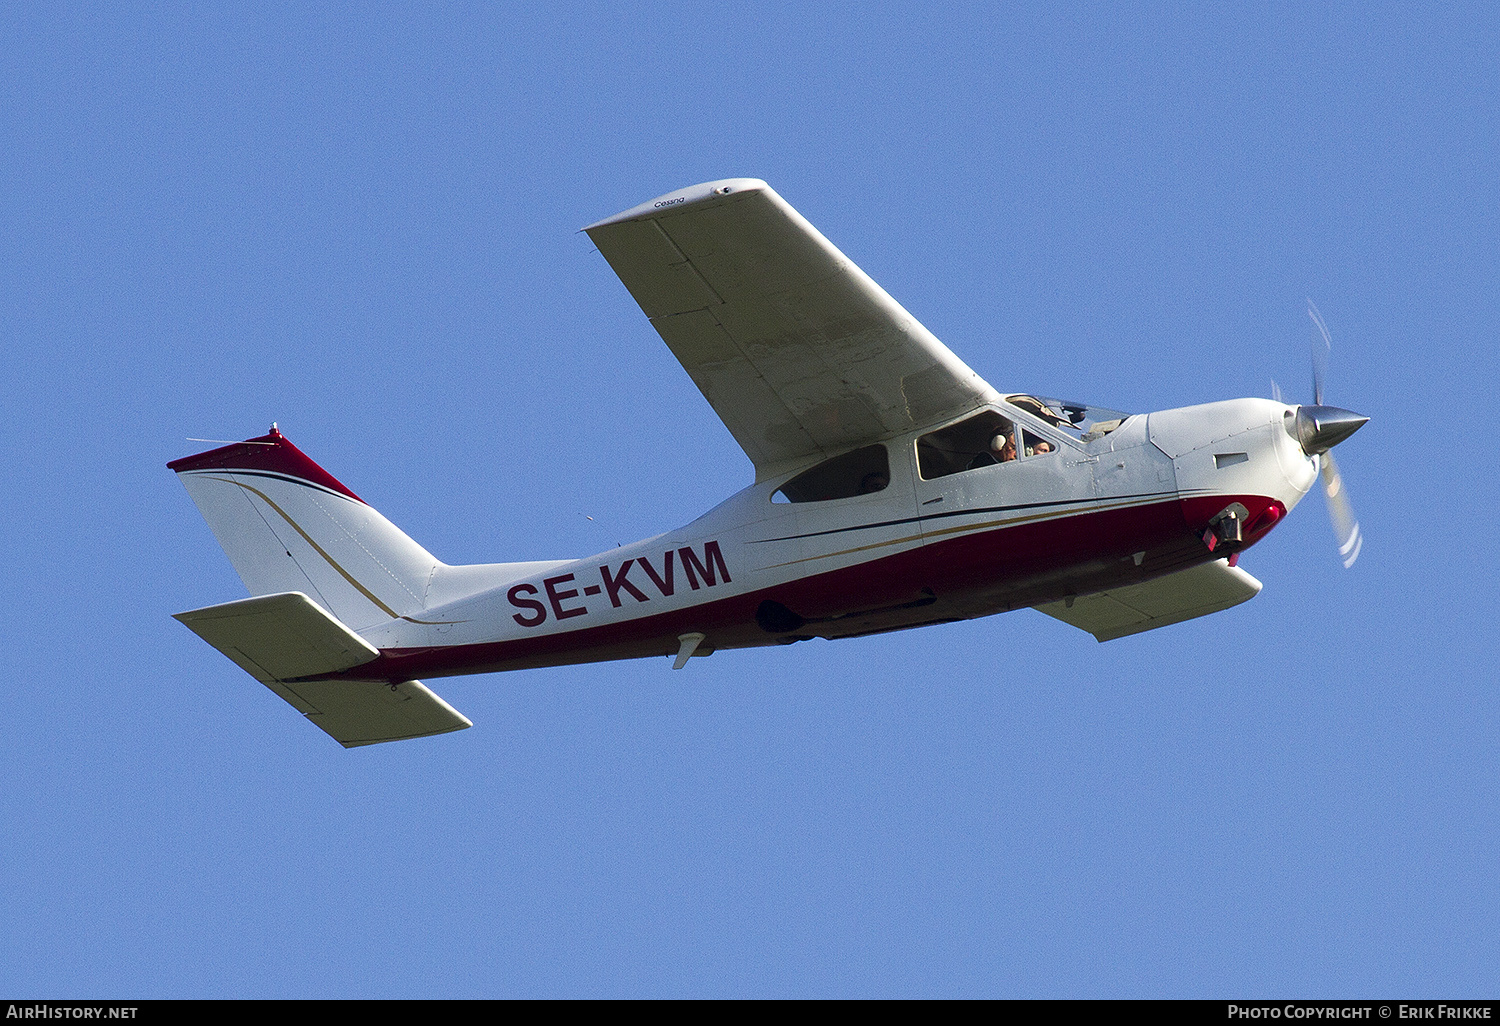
[1305,300,1366,568]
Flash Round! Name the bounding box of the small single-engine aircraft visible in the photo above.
[171,179,1367,748]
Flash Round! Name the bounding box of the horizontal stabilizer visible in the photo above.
[1033,559,1262,642]
[174,592,470,747]
[175,591,379,682]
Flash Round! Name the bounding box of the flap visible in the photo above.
[1034,559,1263,642]
[585,179,998,477]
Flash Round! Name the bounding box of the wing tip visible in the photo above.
[582,178,770,232]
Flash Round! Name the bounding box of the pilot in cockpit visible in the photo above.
[966,428,1017,470]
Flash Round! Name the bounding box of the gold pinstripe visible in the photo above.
[203,475,466,625]
[756,495,1172,571]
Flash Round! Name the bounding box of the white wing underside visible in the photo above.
[585,179,999,478]
[1033,559,1264,642]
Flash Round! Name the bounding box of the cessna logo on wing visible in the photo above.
[506,541,731,628]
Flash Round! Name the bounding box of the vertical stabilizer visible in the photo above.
[169,428,439,631]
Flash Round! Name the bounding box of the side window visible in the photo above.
[917,411,1014,480]
[1021,429,1057,458]
[773,444,890,503]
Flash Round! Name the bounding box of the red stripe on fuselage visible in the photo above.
[314,493,1281,682]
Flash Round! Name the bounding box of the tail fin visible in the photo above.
[169,427,439,631]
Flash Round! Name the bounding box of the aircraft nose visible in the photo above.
[1292,405,1369,455]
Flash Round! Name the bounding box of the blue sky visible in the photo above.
[3,3,1496,997]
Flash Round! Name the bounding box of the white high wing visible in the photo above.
[584,179,999,476]
[172,179,1366,747]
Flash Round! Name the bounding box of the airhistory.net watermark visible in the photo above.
[5,1007,137,1019]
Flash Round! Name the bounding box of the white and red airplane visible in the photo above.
[171,179,1367,748]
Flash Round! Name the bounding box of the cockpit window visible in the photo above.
[1021,429,1056,458]
[1006,395,1131,441]
[773,444,890,503]
[917,411,1015,480]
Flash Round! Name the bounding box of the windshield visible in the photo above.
[1005,395,1131,440]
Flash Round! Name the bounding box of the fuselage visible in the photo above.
[343,396,1316,682]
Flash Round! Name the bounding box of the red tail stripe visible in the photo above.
[167,427,365,504]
